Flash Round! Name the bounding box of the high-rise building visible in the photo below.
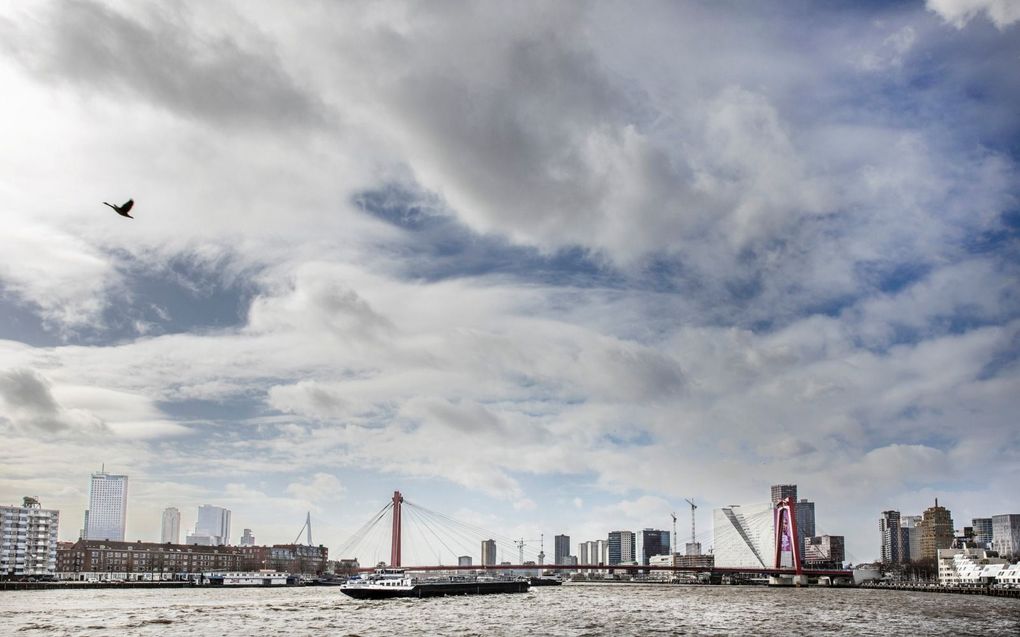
[920,499,954,560]
[991,514,1020,558]
[458,555,472,567]
[160,507,180,544]
[186,505,231,546]
[901,516,923,561]
[85,471,128,541]
[608,531,636,565]
[554,534,570,566]
[481,539,497,566]
[240,528,256,546]
[771,484,797,505]
[577,541,589,565]
[637,529,670,565]
[1,497,59,576]
[880,510,903,564]
[972,518,993,548]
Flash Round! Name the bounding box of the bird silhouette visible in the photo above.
[103,199,134,219]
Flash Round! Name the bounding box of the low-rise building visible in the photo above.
[937,548,1009,587]
[804,535,845,568]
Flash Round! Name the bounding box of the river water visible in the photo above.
[1,584,1017,635]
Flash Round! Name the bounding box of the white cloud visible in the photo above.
[927,0,1020,29]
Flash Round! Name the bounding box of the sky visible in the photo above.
[0,0,1018,566]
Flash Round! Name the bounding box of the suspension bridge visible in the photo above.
[336,491,854,583]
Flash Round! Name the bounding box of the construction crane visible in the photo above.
[685,498,698,554]
[670,512,678,554]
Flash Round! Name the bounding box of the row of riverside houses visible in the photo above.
[55,539,328,581]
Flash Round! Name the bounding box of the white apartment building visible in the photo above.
[186,505,231,546]
[937,548,1009,587]
[1,497,60,576]
[161,507,181,544]
[85,471,128,541]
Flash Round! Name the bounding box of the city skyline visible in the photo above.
[1,0,1018,565]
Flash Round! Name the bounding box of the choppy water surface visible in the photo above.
[2,584,1018,636]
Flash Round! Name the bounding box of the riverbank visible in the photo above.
[861,582,1020,599]
[0,581,196,591]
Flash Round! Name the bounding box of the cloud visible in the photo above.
[0,368,108,434]
[927,0,1020,29]
[285,473,346,507]
[2,0,325,128]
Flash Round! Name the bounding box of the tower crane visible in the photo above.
[670,512,678,554]
[685,498,699,555]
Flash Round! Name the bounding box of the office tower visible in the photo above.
[900,516,922,561]
[879,510,903,564]
[714,503,775,569]
[85,470,128,541]
[554,534,570,565]
[240,528,256,546]
[638,529,669,565]
[991,514,1020,558]
[458,555,472,567]
[608,531,635,565]
[771,484,797,505]
[160,507,180,544]
[972,518,993,548]
[577,541,589,565]
[481,539,497,566]
[1,497,59,576]
[187,505,231,545]
[920,499,954,560]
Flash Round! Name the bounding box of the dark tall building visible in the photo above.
[554,534,570,565]
[637,529,670,566]
[880,510,903,564]
[771,484,797,505]
[972,518,993,548]
[607,531,635,565]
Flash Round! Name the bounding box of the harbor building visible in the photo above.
[160,508,180,544]
[554,534,570,566]
[991,514,1020,558]
[85,470,128,541]
[186,505,231,546]
[972,518,993,548]
[713,503,775,569]
[481,539,496,566]
[919,499,954,560]
[1,497,60,577]
[607,531,635,565]
[57,539,328,580]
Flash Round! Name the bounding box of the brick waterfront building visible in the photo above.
[56,539,328,581]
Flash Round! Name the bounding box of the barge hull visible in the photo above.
[342,580,529,599]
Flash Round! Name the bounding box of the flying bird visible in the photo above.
[103,198,135,218]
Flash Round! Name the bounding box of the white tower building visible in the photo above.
[85,470,128,541]
[161,507,181,544]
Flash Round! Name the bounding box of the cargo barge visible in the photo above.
[340,568,530,599]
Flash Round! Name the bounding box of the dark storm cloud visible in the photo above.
[1,0,325,128]
[0,368,107,433]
